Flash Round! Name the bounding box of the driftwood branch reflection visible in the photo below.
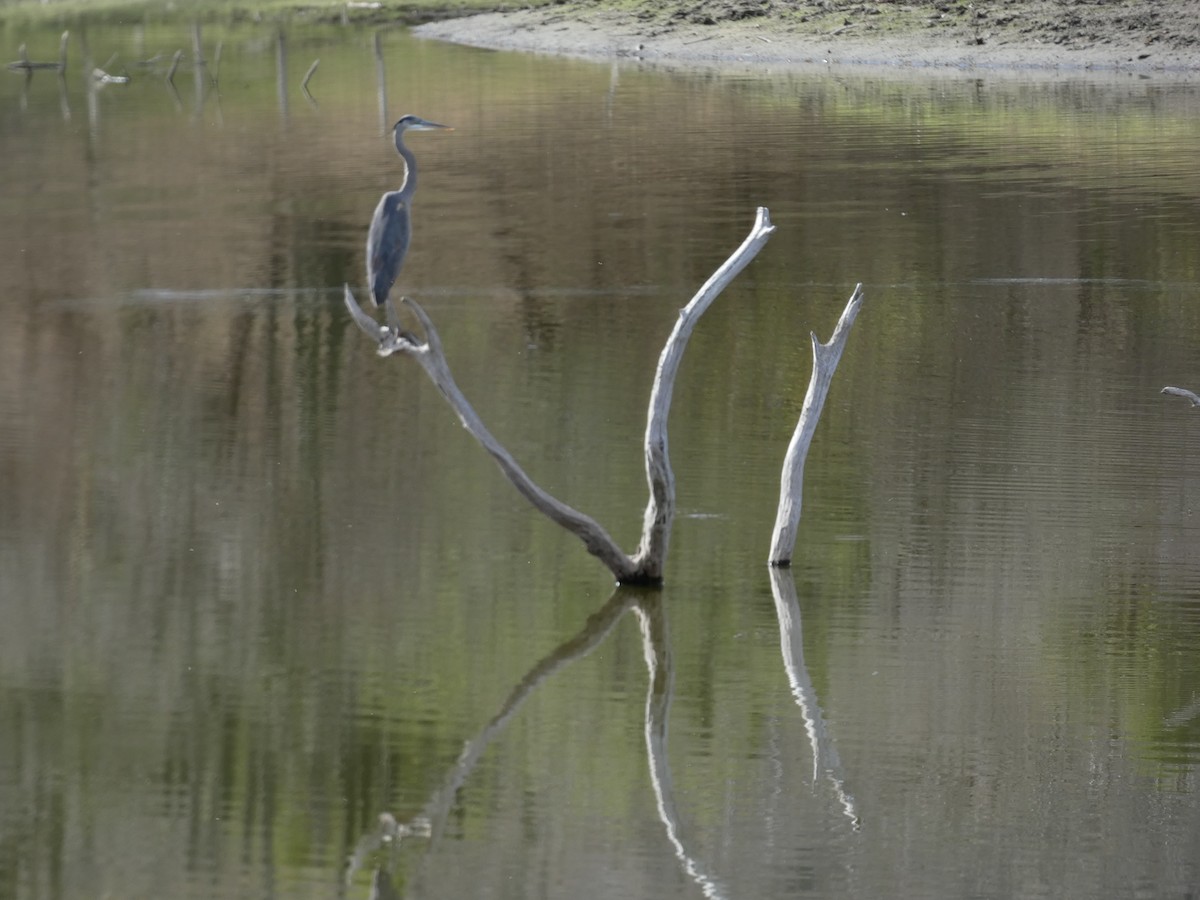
[636,599,728,900]
[350,575,857,897]
[348,589,727,898]
[769,567,860,829]
[422,592,636,848]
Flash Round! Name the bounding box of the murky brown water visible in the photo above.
[3,17,1200,900]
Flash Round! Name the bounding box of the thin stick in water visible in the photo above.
[301,58,319,91]
[769,283,864,567]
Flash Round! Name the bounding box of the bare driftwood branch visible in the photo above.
[345,208,774,584]
[769,567,859,828]
[633,206,776,581]
[1161,386,1200,408]
[345,289,641,582]
[769,283,864,567]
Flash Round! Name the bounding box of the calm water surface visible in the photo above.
[3,17,1200,900]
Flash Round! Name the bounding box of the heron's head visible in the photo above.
[392,114,453,134]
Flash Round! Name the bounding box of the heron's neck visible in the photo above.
[394,132,417,198]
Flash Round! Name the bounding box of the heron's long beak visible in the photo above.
[413,121,453,131]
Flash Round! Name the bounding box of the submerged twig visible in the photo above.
[769,283,864,567]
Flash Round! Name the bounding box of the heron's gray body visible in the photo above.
[367,191,412,308]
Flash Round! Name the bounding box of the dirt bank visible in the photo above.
[414,0,1200,75]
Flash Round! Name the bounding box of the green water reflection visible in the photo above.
[3,15,1200,900]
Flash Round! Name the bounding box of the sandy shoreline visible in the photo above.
[414,4,1200,78]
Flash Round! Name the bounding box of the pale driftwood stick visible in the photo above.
[344,288,641,582]
[165,48,183,83]
[769,567,859,827]
[301,58,319,91]
[633,206,777,580]
[769,283,864,567]
[636,598,727,900]
[1161,386,1200,408]
[211,40,223,84]
[57,30,70,74]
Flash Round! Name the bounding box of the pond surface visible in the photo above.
[3,16,1200,900]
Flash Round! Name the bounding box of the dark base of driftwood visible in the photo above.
[617,572,665,588]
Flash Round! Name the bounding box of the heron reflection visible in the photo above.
[367,114,452,308]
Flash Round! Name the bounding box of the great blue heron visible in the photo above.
[366,114,452,308]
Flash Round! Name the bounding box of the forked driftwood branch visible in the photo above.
[345,207,776,584]
[769,283,864,567]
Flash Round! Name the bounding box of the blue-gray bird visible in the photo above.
[366,115,453,308]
